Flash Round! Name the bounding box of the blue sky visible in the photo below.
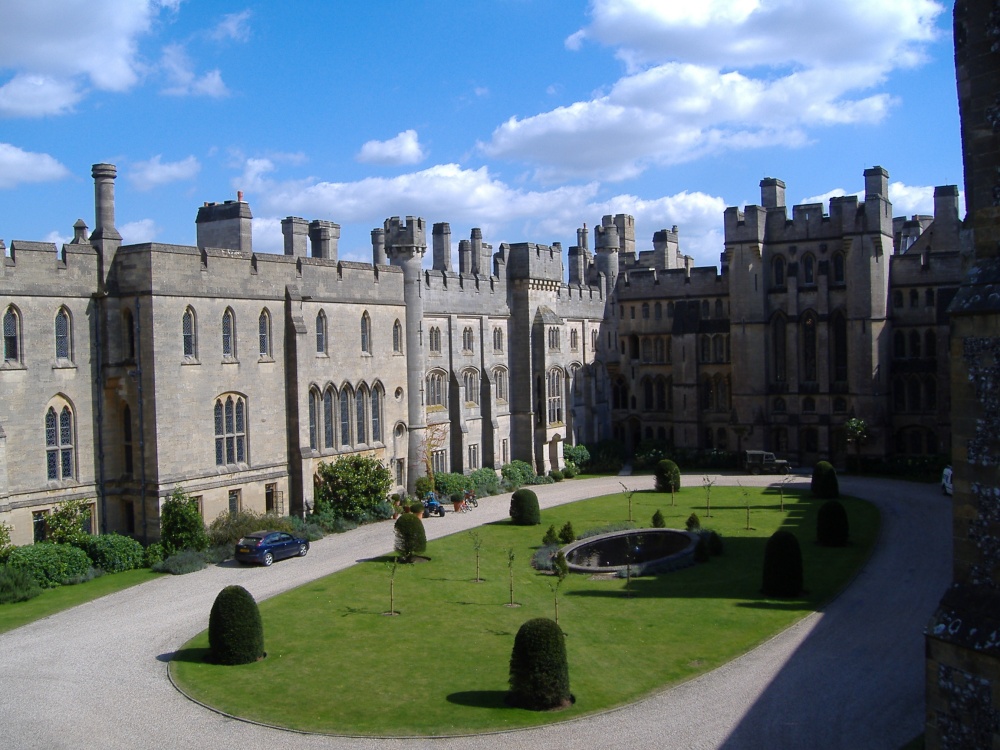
[0,0,962,269]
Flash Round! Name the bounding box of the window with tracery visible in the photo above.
[45,403,75,480]
[55,308,71,360]
[4,306,21,363]
[222,309,236,357]
[547,369,564,425]
[214,394,247,466]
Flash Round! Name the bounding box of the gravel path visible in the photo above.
[0,474,949,750]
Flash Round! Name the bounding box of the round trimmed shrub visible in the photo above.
[651,509,666,528]
[80,533,145,573]
[655,459,681,492]
[549,469,564,482]
[817,499,850,547]
[0,564,42,604]
[7,542,92,588]
[508,617,572,710]
[509,489,541,526]
[762,530,803,598]
[208,585,264,665]
[394,513,426,562]
[811,461,840,499]
[561,464,577,479]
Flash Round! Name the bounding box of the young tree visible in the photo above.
[739,481,754,531]
[702,475,715,518]
[314,454,392,520]
[778,474,793,513]
[619,482,636,522]
[506,547,518,607]
[384,557,399,616]
[551,551,569,624]
[844,418,868,471]
[468,530,484,582]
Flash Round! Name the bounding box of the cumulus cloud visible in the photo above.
[159,44,229,97]
[484,0,942,181]
[120,218,160,243]
[356,130,427,166]
[129,155,201,190]
[0,144,70,188]
[0,0,167,117]
[798,180,965,219]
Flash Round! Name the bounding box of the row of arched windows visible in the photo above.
[629,299,728,321]
[892,288,936,309]
[307,384,384,452]
[426,367,509,409]
[893,329,937,359]
[698,334,729,364]
[177,307,401,361]
[3,306,75,365]
[893,375,938,413]
[771,310,848,384]
[641,376,673,412]
[639,336,671,364]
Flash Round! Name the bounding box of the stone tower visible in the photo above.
[924,1,1000,747]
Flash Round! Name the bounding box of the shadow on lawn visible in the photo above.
[163,646,211,664]
[445,689,509,709]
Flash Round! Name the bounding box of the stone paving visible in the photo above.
[0,473,950,749]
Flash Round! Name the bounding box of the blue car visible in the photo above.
[234,530,309,566]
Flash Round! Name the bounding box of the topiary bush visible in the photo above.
[509,489,541,526]
[6,542,92,588]
[508,617,572,710]
[762,530,804,598]
[549,469,564,482]
[685,513,701,532]
[152,548,207,575]
[558,521,576,545]
[0,564,42,604]
[394,513,427,562]
[654,459,681,493]
[651,509,665,528]
[542,525,559,546]
[80,533,145,573]
[811,461,840,499]
[208,585,265,665]
[561,464,577,479]
[160,489,209,554]
[817,499,850,547]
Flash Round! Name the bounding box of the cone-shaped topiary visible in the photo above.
[558,521,576,544]
[685,513,701,532]
[394,513,427,562]
[762,530,803,598]
[542,525,559,546]
[208,585,264,665]
[510,489,541,526]
[651,509,666,528]
[811,461,840,499]
[508,617,572,710]
[654,459,681,492]
[817,499,850,546]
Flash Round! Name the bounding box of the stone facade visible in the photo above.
[0,160,962,547]
[925,2,1000,746]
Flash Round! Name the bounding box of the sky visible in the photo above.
[0,0,964,270]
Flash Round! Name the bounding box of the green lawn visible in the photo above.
[0,567,163,635]
[171,487,878,736]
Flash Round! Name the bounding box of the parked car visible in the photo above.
[235,530,309,566]
[941,465,953,496]
[743,450,792,475]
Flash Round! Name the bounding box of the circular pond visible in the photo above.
[562,528,698,576]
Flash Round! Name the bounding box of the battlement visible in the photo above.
[505,242,565,283]
[385,216,427,249]
[0,240,99,290]
[616,264,726,298]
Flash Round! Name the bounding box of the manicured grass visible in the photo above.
[171,487,878,736]
[0,567,162,635]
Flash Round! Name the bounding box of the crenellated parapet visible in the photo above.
[505,242,565,283]
[615,264,726,299]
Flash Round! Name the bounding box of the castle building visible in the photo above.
[0,163,962,545]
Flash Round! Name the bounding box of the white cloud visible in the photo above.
[120,218,159,243]
[43,230,72,247]
[211,10,252,42]
[798,180,966,219]
[129,155,201,190]
[0,144,70,188]
[356,130,427,166]
[484,0,942,181]
[159,44,229,97]
[0,74,83,117]
[0,0,164,117]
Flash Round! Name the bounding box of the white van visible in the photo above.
[941,465,953,496]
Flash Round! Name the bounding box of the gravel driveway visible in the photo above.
[0,473,949,749]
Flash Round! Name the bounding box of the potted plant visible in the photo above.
[451,492,464,513]
[410,499,425,519]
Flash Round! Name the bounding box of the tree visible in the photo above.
[208,585,264,665]
[468,530,484,582]
[506,547,518,607]
[314,454,392,520]
[654,459,681,505]
[620,482,636,522]
[160,489,208,554]
[508,618,572,710]
[46,499,92,546]
[416,422,448,488]
[702,475,715,518]
[393,514,426,562]
[384,558,399,615]
[844,418,868,471]
[551,552,569,624]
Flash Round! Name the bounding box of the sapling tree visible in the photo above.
[550,551,569,624]
[468,530,484,582]
[738,481,754,531]
[702,475,715,518]
[384,557,399,616]
[620,482,636,522]
[506,547,518,607]
[778,474,793,513]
